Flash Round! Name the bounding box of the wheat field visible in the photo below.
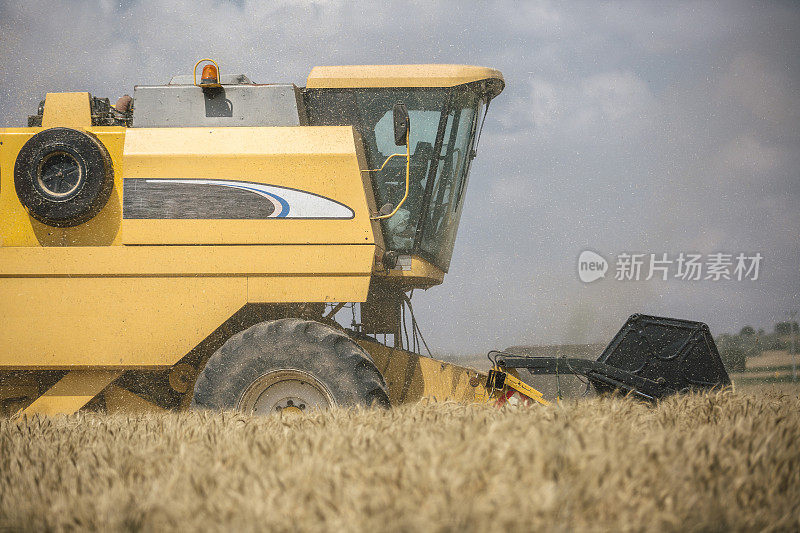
[1,391,798,532]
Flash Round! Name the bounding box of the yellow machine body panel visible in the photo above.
[0,119,382,369]
[0,244,374,368]
[20,370,122,416]
[359,339,488,404]
[307,64,504,96]
[121,126,383,247]
[41,92,92,128]
[381,255,445,288]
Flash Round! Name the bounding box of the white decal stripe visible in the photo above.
[143,179,354,219]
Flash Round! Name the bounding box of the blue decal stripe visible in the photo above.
[222,184,290,217]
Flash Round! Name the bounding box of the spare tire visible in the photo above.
[14,127,114,227]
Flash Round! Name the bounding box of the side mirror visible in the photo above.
[393,103,409,146]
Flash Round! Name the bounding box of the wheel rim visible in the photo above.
[37,151,82,199]
[238,369,334,415]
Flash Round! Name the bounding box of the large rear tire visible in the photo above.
[191,318,390,413]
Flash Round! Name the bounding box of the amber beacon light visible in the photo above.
[194,58,221,88]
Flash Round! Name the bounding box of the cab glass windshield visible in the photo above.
[305,85,484,271]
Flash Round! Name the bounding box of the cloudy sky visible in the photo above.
[1,1,798,354]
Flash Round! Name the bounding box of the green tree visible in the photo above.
[716,335,747,373]
[775,322,799,335]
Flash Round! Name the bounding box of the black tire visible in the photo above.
[14,127,114,227]
[191,318,390,412]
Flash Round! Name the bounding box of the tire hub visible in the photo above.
[38,152,82,199]
[238,369,333,415]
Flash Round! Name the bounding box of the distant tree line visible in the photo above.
[715,321,798,373]
[774,321,800,335]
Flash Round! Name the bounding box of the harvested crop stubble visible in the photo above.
[1,391,798,532]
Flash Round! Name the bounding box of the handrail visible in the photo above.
[365,131,410,220]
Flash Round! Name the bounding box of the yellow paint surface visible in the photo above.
[0,244,373,368]
[379,255,445,287]
[0,277,244,368]
[0,118,381,370]
[121,126,382,246]
[41,92,91,128]
[307,64,504,95]
[20,370,121,416]
[359,339,487,404]
[104,385,164,414]
[0,244,374,276]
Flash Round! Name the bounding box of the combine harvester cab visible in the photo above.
[0,60,728,417]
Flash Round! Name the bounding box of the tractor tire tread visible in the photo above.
[191,318,389,411]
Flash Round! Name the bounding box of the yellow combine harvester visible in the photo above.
[0,61,730,416]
